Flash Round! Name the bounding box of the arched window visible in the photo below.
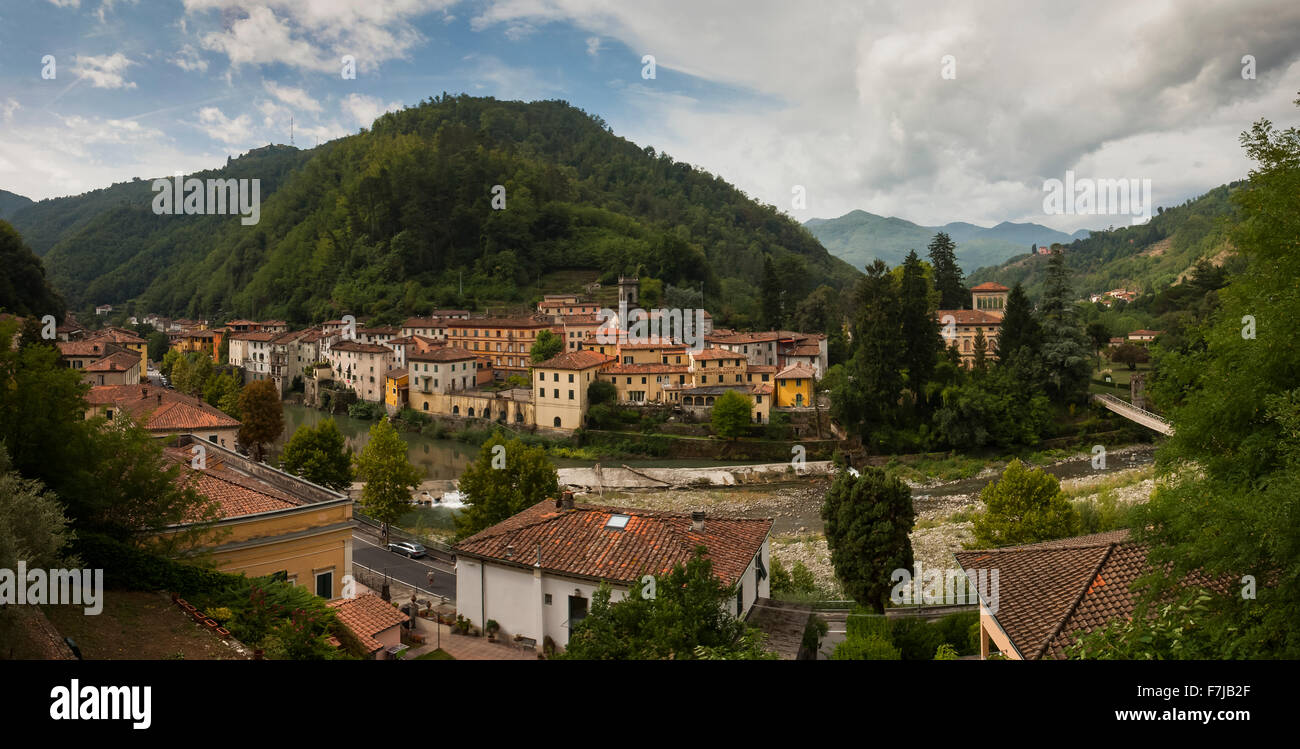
[515,411,524,423]
[452,405,460,415]
[706,396,715,405]
[468,408,474,417]
[553,416,562,428]
[422,402,428,411]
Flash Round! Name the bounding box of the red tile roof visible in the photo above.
[408,346,479,362]
[535,350,612,370]
[84,351,141,372]
[604,363,690,375]
[57,340,118,358]
[934,309,1003,325]
[456,500,772,587]
[87,385,240,431]
[327,593,409,653]
[331,340,393,354]
[691,348,745,361]
[970,282,1010,292]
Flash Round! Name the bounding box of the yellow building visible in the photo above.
[533,349,611,431]
[384,367,409,414]
[690,348,747,387]
[88,326,149,371]
[775,365,815,408]
[936,283,1008,368]
[446,317,557,381]
[159,435,353,599]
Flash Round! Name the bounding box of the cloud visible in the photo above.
[2,99,19,123]
[586,36,601,57]
[263,80,323,113]
[341,93,402,128]
[471,0,1300,232]
[183,0,454,74]
[461,53,565,100]
[170,44,209,72]
[195,106,255,147]
[46,0,79,7]
[72,53,137,89]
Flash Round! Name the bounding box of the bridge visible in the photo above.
[1092,393,1174,436]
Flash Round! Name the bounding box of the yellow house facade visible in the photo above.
[533,349,611,431]
[774,365,815,408]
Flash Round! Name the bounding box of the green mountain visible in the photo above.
[804,209,1088,274]
[8,95,859,327]
[0,189,33,222]
[967,183,1242,302]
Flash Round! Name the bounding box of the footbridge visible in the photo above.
[1092,393,1174,436]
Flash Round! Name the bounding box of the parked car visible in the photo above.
[388,541,426,558]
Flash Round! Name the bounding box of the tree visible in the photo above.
[0,445,75,580]
[587,379,617,406]
[995,282,1038,362]
[204,371,241,413]
[970,459,1078,547]
[1086,321,1112,354]
[529,329,564,363]
[353,420,422,545]
[455,431,558,537]
[237,380,284,461]
[927,232,965,310]
[160,348,181,379]
[559,549,776,660]
[821,466,914,613]
[147,332,170,364]
[710,390,752,439]
[831,261,905,444]
[281,419,353,490]
[971,327,988,372]
[898,250,941,398]
[760,254,783,330]
[1036,249,1092,403]
[1108,342,1150,370]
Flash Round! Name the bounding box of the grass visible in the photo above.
[414,648,456,660]
[1060,465,1155,500]
[37,591,245,660]
[884,453,987,482]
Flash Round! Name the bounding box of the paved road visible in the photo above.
[352,534,456,601]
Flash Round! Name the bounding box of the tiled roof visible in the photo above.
[229,331,278,342]
[776,365,816,379]
[692,348,744,361]
[619,341,687,350]
[747,365,778,374]
[785,344,821,357]
[408,346,478,362]
[331,340,393,354]
[953,530,1231,660]
[356,326,400,335]
[328,593,409,653]
[88,327,146,344]
[57,340,116,358]
[604,363,689,375]
[456,501,772,587]
[87,385,240,431]
[934,309,1003,325]
[556,314,603,325]
[971,282,1009,292]
[535,350,611,370]
[385,367,408,379]
[84,351,140,372]
[447,317,551,329]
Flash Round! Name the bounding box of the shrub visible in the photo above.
[970,459,1079,547]
[934,643,959,660]
[933,610,980,655]
[890,616,945,660]
[832,634,899,660]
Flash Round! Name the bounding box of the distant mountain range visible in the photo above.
[804,209,1091,274]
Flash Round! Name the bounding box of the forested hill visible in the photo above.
[967,183,1242,301]
[0,189,33,221]
[0,220,64,320]
[10,95,860,326]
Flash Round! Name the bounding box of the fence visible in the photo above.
[353,510,455,561]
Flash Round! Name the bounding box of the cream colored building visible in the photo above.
[533,349,610,431]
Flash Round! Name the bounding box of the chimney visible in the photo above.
[157,393,162,404]
[691,510,706,531]
[560,490,574,510]
[141,386,148,398]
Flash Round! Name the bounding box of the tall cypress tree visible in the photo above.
[898,250,940,394]
[995,282,1038,360]
[927,232,965,309]
[1037,249,1092,404]
[760,255,783,330]
[831,261,904,442]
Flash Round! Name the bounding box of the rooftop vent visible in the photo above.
[691,511,706,531]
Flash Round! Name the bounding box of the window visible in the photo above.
[545,594,553,605]
[315,570,334,598]
[568,390,575,400]
[568,594,588,626]
[209,434,218,443]
[568,373,574,383]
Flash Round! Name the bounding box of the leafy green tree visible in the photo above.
[529,329,564,363]
[204,371,241,412]
[147,332,170,364]
[237,379,284,461]
[0,445,75,579]
[559,549,776,660]
[353,419,422,545]
[821,466,914,613]
[160,348,181,379]
[710,390,752,439]
[933,367,1051,449]
[1108,342,1150,370]
[280,419,353,490]
[0,220,64,319]
[927,232,966,310]
[455,431,558,537]
[970,459,1078,547]
[760,254,784,330]
[832,261,904,444]
[587,379,617,406]
[972,327,988,372]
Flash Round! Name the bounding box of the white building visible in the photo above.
[454,497,773,654]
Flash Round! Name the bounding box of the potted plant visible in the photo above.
[485,620,500,642]
[215,627,231,640]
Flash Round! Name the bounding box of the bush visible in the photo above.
[933,610,981,655]
[890,616,945,660]
[970,459,1079,547]
[934,643,959,660]
[832,634,899,660]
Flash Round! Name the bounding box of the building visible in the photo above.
[160,435,353,599]
[327,593,409,659]
[446,317,557,381]
[935,283,1009,367]
[56,339,130,373]
[453,496,773,653]
[1127,329,1164,345]
[243,331,279,385]
[533,349,611,431]
[953,530,1229,660]
[384,367,408,415]
[328,340,394,403]
[406,347,479,397]
[774,365,815,408]
[87,327,149,372]
[175,328,222,364]
[386,334,442,370]
[400,312,469,340]
[706,330,828,377]
[82,350,142,386]
[538,297,602,317]
[86,384,241,449]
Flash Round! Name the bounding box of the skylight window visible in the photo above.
[606,514,630,530]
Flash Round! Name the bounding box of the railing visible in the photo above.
[353,510,455,559]
[1092,393,1174,434]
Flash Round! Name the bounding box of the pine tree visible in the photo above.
[1037,249,1092,404]
[898,250,941,398]
[972,327,988,372]
[822,465,914,613]
[760,255,783,330]
[927,232,965,309]
[995,282,1038,361]
[831,261,904,443]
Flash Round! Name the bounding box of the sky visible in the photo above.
[2,0,1299,233]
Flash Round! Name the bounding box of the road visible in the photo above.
[351,533,456,602]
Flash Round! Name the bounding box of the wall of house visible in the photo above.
[408,390,534,425]
[534,366,596,430]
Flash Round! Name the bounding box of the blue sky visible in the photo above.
[3,1,1299,232]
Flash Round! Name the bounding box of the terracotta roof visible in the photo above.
[556,314,603,325]
[327,593,410,653]
[331,340,393,354]
[57,340,118,358]
[447,317,551,329]
[619,341,687,351]
[953,530,1232,660]
[535,350,611,370]
[747,365,778,374]
[408,346,478,363]
[385,367,408,379]
[88,327,146,345]
[168,455,301,519]
[1128,330,1164,337]
[691,348,744,361]
[356,326,400,336]
[934,309,1003,325]
[785,344,821,357]
[776,365,816,379]
[456,501,772,587]
[604,363,690,375]
[971,282,1010,292]
[87,385,240,431]
[229,331,278,342]
[84,351,141,372]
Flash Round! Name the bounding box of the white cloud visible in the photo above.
[170,44,209,72]
[195,106,255,147]
[263,80,323,113]
[72,53,137,89]
[341,93,402,128]
[472,0,1300,233]
[586,36,601,57]
[2,99,20,123]
[46,0,79,7]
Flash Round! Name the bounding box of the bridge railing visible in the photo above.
[1092,393,1173,428]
